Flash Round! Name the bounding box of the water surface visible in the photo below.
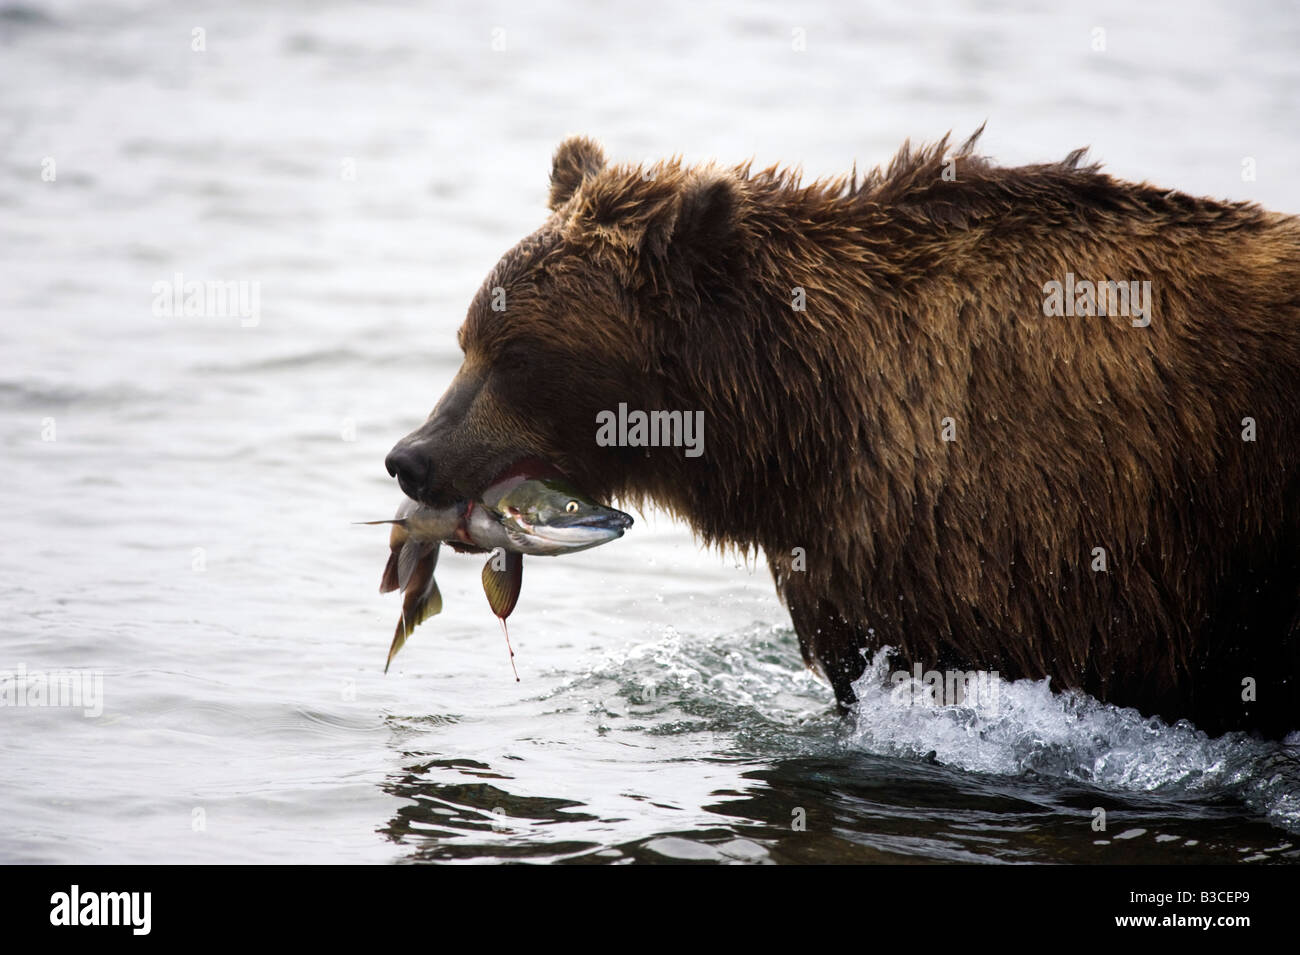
[2,0,1299,864]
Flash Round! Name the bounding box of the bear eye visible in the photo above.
[565,500,579,513]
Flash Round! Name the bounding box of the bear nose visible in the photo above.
[384,443,433,498]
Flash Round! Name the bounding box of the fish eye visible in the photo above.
[565,500,579,513]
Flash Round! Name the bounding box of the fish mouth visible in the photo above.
[504,509,631,537]
[505,522,625,550]
[508,508,633,545]
[550,509,634,532]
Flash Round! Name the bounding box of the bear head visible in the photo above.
[385,136,756,534]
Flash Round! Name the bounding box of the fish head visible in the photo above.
[494,478,633,554]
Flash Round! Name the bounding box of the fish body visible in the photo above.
[364,478,633,671]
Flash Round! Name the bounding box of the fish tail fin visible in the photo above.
[383,545,443,672]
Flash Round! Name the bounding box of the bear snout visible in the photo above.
[384,439,435,502]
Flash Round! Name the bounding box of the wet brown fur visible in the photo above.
[397,131,1300,736]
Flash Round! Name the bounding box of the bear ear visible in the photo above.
[549,136,607,210]
[644,170,742,260]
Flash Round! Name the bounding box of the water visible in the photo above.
[2,0,1299,864]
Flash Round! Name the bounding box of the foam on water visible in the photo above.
[845,649,1300,834]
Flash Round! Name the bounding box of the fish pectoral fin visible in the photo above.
[384,545,444,673]
[481,551,523,619]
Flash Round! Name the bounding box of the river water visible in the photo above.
[2,0,1299,864]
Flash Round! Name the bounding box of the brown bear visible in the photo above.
[386,131,1300,738]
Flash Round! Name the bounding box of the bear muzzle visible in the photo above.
[384,439,437,503]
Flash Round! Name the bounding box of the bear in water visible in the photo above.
[386,132,1300,737]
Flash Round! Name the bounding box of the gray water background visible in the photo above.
[2,0,1299,863]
